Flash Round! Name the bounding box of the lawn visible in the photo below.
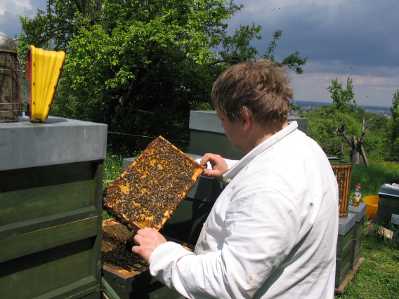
[336,227,399,299]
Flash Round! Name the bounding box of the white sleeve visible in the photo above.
[149,186,301,299]
[194,157,238,171]
[223,158,239,169]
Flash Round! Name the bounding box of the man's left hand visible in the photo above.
[132,228,167,262]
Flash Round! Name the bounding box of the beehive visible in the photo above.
[104,136,203,231]
[0,117,107,298]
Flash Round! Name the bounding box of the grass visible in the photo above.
[336,227,399,299]
[103,153,123,185]
[351,161,399,195]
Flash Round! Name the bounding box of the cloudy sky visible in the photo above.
[1,0,398,107]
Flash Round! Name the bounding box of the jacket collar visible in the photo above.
[223,121,298,181]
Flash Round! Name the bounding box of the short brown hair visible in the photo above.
[211,59,292,129]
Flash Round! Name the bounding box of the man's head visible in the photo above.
[211,59,292,133]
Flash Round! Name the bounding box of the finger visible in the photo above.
[202,155,221,170]
[140,227,155,235]
[132,245,141,255]
[200,154,211,166]
[133,234,143,244]
[203,168,220,177]
[137,228,150,236]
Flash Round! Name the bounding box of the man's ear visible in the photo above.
[240,106,253,131]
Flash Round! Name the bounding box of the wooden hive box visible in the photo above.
[104,136,203,232]
[0,118,107,298]
[101,218,188,299]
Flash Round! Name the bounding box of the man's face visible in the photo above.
[216,109,246,152]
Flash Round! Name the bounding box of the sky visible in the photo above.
[1,0,398,107]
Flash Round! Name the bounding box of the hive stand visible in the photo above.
[0,117,107,298]
[349,203,366,268]
[335,212,365,294]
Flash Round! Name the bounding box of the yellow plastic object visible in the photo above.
[28,45,65,122]
[363,195,380,220]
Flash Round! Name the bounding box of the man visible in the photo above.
[133,60,338,298]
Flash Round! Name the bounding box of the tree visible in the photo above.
[19,0,102,49]
[328,77,356,111]
[337,119,368,166]
[18,0,307,151]
[305,106,361,157]
[391,90,399,119]
[263,30,306,74]
[390,89,399,160]
[327,78,369,165]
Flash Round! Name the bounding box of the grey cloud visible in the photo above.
[232,0,399,71]
[0,13,22,37]
[0,0,45,37]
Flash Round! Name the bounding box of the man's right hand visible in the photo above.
[200,153,229,177]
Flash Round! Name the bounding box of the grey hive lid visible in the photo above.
[379,183,399,198]
[0,32,17,54]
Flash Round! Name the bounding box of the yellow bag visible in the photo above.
[27,45,65,122]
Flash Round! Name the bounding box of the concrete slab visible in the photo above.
[188,130,242,159]
[339,213,356,235]
[349,203,366,222]
[188,110,307,158]
[189,110,308,133]
[0,116,107,171]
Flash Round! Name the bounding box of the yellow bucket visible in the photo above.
[363,195,379,220]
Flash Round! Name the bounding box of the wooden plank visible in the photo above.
[0,161,95,192]
[337,226,355,257]
[0,180,96,226]
[0,206,97,239]
[92,163,104,286]
[335,257,365,294]
[102,277,122,299]
[0,239,98,298]
[336,246,355,285]
[36,276,99,299]
[0,216,98,263]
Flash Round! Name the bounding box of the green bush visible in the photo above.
[305,106,361,157]
[304,106,390,161]
[351,161,399,195]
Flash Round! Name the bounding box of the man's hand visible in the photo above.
[132,228,167,262]
[200,153,229,177]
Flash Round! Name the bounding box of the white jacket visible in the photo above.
[149,122,339,299]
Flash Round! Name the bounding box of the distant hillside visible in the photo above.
[293,100,391,116]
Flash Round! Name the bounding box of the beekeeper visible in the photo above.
[132,59,339,299]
